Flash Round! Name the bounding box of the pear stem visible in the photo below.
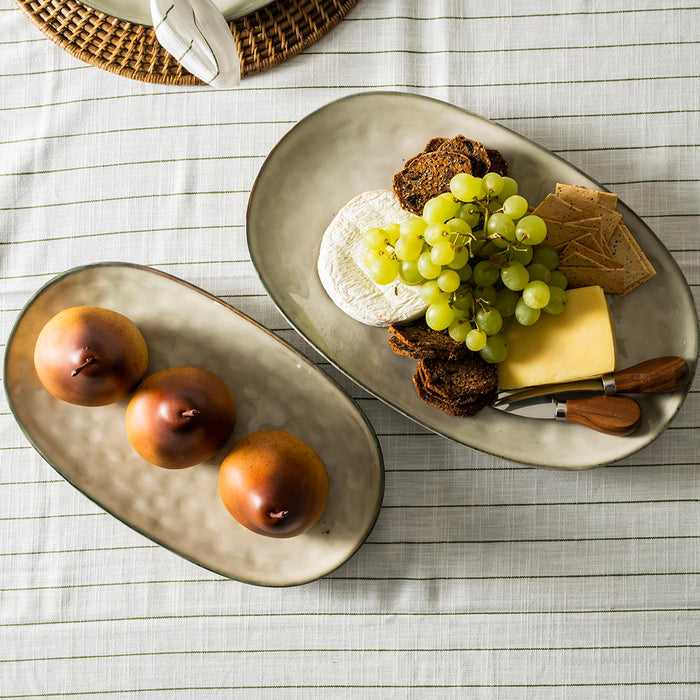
[71,356,96,376]
[268,510,289,520]
[181,409,200,418]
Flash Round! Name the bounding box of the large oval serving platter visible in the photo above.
[3,263,384,586]
[247,91,698,470]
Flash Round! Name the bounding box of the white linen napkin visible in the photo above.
[151,0,241,88]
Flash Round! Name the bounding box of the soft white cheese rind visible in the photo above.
[317,190,428,327]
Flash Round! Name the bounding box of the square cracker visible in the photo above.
[532,194,583,222]
[558,266,627,295]
[560,241,622,269]
[608,223,656,295]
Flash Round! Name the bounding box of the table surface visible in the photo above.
[1,1,699,697]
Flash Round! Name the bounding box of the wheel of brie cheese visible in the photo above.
[317,190,428,327]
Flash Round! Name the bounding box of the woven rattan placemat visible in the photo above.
[14,0,357,85]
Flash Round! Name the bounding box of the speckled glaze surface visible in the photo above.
[3,263,384,586]
[247,91,698,470]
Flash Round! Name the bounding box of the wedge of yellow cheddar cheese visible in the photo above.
[498,285,616,390]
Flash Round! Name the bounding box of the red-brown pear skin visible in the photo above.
[218,430,329,538]
[126,366,236,469]
[33,306,148,407]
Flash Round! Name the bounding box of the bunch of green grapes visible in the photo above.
[364,172,568,364]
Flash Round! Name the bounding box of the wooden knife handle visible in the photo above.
[564,395,642,436]
[612,356,690,394]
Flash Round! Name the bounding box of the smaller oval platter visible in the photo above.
[247,91,698,470]
[3,263,384,586]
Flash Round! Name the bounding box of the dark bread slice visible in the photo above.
[388,321,469,360]
[418,356,498,405]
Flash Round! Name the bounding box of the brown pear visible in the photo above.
[218,430,329,538]
[126,366,236,469]
[33,306,148,407]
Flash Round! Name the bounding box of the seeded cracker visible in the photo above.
[393,150,473,215]
[486,149,509,176]
[437,135,491,177]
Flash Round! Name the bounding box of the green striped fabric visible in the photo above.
[1,1,699,697]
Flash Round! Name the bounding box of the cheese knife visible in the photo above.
[494,394,642,436]
[494,356,689,407]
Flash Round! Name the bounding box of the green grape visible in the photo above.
[364,227,389,250]
[476,307,503,336]
[364,248,380,268]
[448,317,471,343]
[543,286,568,314]
[385,223,401,245]
[424,222,451,246]
[419,280,449,305]
[479,333,508,363]
[450,173,487,202]
[437,269,461,293]
[399,217,428,237]
[446,218,470,235]
[466,328,487,352]
[486,212,517,242]
[431,241,456,266]
[514,298,541,326]
[502,195,528,220]
[398,260,425,285]
[477,241,501,258]
[483,172,504,196]
[417,252,442,279]
[457,263,473,281]
[499,176,518,201]
[452,307,469,320]
[522,280,551,309]
[425,302,455,331]
[500,261,529,291]
[515,215,547,246]
[473,260,500,287]
[474,285,498,305]
[394,234,423,261]
[549,270,568,289]
[423,194,459,223]
[509,245,534,265]
[452,285,474,310]
[448,245,470,270]
[533,245,559,270]
[456,202,482,228]
[526,262,551,283]
[368,255,399,285]
[494,288,519,317]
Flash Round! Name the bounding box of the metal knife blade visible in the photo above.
[494,355,689,407]
[493,394,642,436]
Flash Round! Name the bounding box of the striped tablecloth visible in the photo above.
[1,1,698,697]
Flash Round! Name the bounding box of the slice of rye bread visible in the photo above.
[417,356,498,404]
[414,376,486,417]
[388,321,470,360]
[393,151,473,215]
[486,148,509,176]
[413,357,497,417]
[436,135,491,177]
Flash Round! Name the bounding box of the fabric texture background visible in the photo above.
[0,1,698,697]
